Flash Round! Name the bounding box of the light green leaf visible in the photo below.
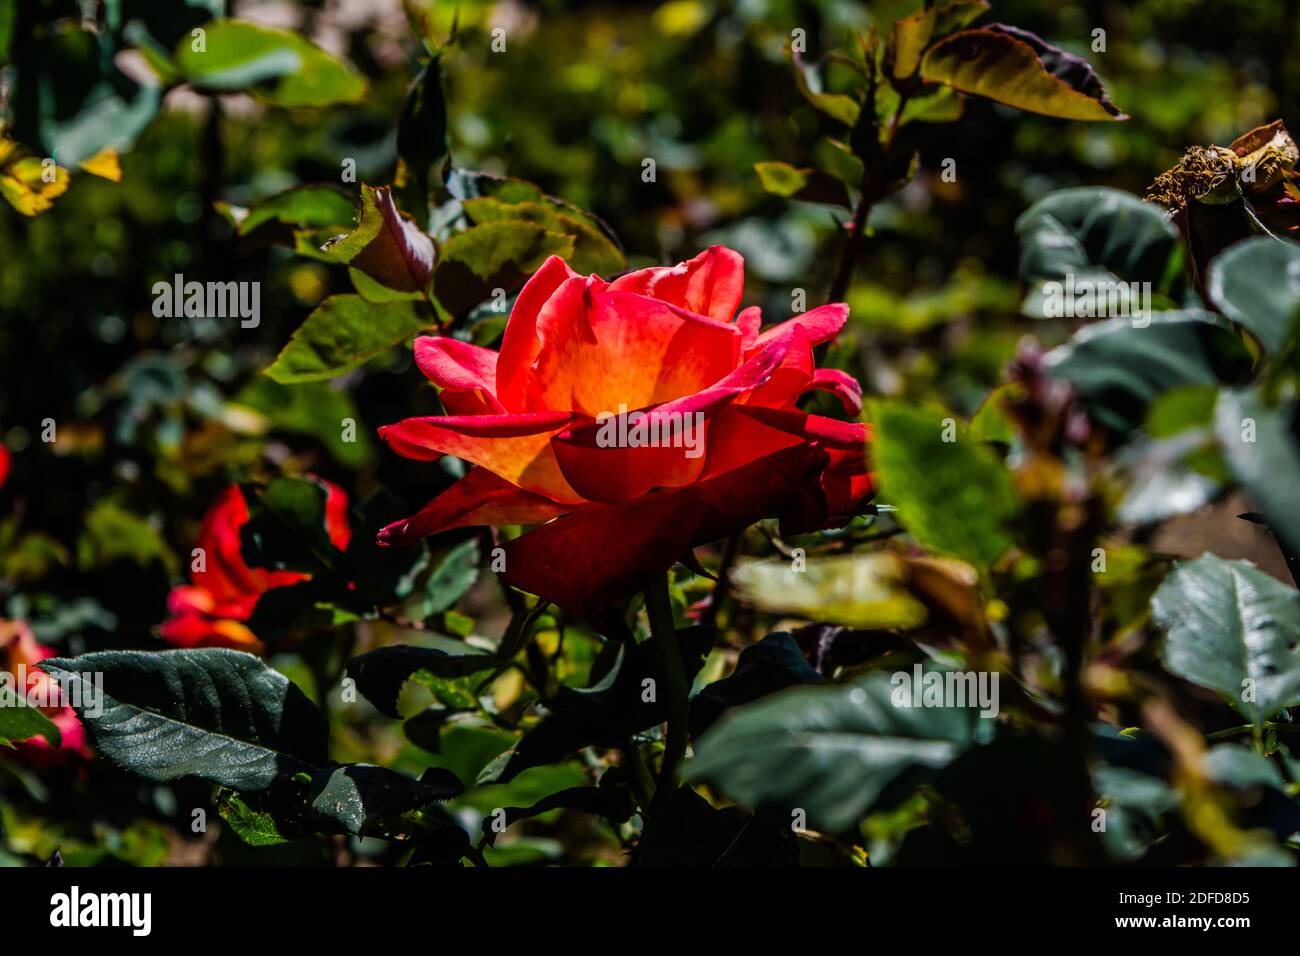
[731,553,928,629]
[174,19,366,108]
[870,399,1018,567]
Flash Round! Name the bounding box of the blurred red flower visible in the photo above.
[377,246,872,618]
[162,481,351,652]
[0,619,88,759]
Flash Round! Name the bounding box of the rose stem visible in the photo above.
[644,573,690,802]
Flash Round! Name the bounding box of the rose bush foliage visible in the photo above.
[5,1,1300,870]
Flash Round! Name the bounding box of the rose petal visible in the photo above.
[750,302,849,352]
[413,336,505,414]
[519,280,741,416]
[496,255,582,410]
[610,245,745,322]
[735,305,762,349]
[549,326,806,502]
[805,367,864,415]
[378,411,584,503]
[502,493,707,618]
[501,442,827,618]
[377,467,572,547]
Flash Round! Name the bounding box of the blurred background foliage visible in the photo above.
[2,0,1300,865]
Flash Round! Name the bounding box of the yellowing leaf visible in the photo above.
[922,25,1126,122]
[79,148,122,182]
[0,157,70,216]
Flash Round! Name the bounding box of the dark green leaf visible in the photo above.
[1016,187,1184,318]
[634,786,798,866]
[480,785,635,846]
[1045,310,1251,434]
[1152,553,1300,728]
[425,538,479,616]
[309,764,461,835]
[345,644,498,718]
[688,668,979,833]
[40,649,329,789]
[1215,389,1300,556]
[689,632,824,739]
[498,627,716,783]
[1207,236,1300,353]
[240,476,342,576]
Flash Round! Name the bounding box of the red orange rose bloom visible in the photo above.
[376,247,872,618]
[162,482,351,651]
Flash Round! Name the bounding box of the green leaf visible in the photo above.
[1045,310,1251,434]
[240,475,342,575]
[1152,554,1300,728]
[76,498,177,575]
[731,553,929,629]
[479,785,635,847]
[396,56,448,214]
[1016,187,1184,318]
[425,538,480,616]
[345,645,499,718]
[1207,236,1300,353]
[174,19,366,107]
[308,764,462,835]
[11,26,161,166]
[870,399,1018,566]
[231,377,373,469]
[634,786,798,866]
[217,792,291,847]
[688,668,979,833]
[325,185,434,298]
[41,649,329,789]
[753,161,850,206]
[438,221,574,282]
[224,185,355,238]
[921,24,1125,121]
[888,4,937,80]
[342,488,426,610]
[790,50,859,126]
[1215,389,1300,556]
[498,627,716,783]
[460,195,623,276]
[0,704,61,748]
[264,294,431,384]
[688,632,824,738]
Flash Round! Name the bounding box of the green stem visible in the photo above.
[645,574,689,802]
[622,735,656,810]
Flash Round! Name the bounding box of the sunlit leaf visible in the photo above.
[922,24,1126,121]
[174,19,366,108]
[264,294,432,384]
